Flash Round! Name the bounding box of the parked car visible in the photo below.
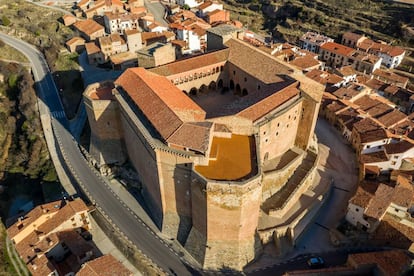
[307,257,325,268]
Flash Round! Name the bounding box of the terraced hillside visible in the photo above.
[223,0,414,46]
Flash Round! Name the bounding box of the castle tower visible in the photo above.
[83,81,126,166]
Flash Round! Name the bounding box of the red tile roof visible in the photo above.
[73,19,104,36]
[348,250,411,275]
[149,48,228,77]
[77,254,133,276]
[167,122,212,153]
[377,109,406,127]
[237,82,300,122]
[384,140,414,155]
[115,68,206,140]
[320,42,355,56]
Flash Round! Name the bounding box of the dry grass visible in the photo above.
[0,43,28,63]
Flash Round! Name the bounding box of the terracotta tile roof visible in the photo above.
[388,46,405,57]
[326,100,347,113]
[365,165,380,175]
[365,103,393,118]
[372,213,414,249]
[373,69,409,85]
[360,128,388,143]
[141,31,175,44]
[225,39,293,84]
[300,31,333,44]
[115,68,206,140]
[353,95,379,111]
[348,250,411,275]
[171,39,187,48]
[289,54,320,70]
[73,19,104,36]
[337,65,357,76]
[305,69,343,86]
[198,1,213,10]
[343,32,365,42]
[392,176,414,207]
[85,42,101,55]
[124,29,139,36]
[237,82,300,122]
[77,254,133,276]
[365,183,394,219]
[384,140,414,155]
[56,230,93,257]
[7,200,64,239]
[360,150,389,164]
[28,254,55,276]
[383,84,400,95]
[353,118,382,133]
[168,10,196,23]
[66,37,85,46]
[149,48,228,77]
[337,108,359,124]
[350,181,379,208]
[320,42,355,56]
[377,109,407,127]
[365,78,387,91]
[167,122,212,153]
[332,86,364,101]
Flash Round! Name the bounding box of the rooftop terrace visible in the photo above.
[194,134,257,181]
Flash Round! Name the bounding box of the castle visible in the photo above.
[83,25,325,270]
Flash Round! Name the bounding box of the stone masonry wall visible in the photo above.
[261,152,303,202]
[186,172,262,270]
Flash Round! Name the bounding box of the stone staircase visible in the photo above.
[261,151,317,214]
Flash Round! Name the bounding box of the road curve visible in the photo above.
[0,32,196,275]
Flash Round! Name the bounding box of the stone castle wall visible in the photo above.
[185,172,262,270]
[84,83,126,166]
[261,151,304,202]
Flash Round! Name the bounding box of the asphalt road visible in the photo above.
[0,32,196,275]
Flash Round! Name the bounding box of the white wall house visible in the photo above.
[346,202,371,229]
[177,0,202,8]
[198,1,223,17]
[378,50,405,69]
[104,13,139,34]
[360,137,392,155]
[176,28,205,53]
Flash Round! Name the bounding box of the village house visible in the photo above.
[7,199,92,276]
[346,175,414,242]
[103,12,141,34]
[205,9,230,25]
[177,0,203,8]
[124,29,142,53]
[372,68,409,88]
[197,1,223,17]
[61,14,78,26]
[141,31,176,47]
[85,42,105,64]
[319,42,382,74]
[73,19,105,41]
[65,36,86,53]
[98,33,128,62]
[169,18,211,53]
[78,0,125,18]
[342,32,406,69]
[137,42,176,68]
[76,254,133,276]
[299,31,334,53]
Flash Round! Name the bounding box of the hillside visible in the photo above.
[223,0,414,46]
